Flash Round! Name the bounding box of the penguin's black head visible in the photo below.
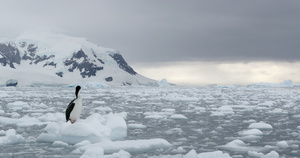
[75,86,81,98]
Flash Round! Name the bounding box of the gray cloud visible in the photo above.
[1,0,300,64]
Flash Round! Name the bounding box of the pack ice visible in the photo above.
[0,85,300,157]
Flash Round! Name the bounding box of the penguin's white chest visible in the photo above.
[70,97,82,121]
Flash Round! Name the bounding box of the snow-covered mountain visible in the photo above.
[0,31,156,86]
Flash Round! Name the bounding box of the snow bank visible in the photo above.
[0,129,25,145]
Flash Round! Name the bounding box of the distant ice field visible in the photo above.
[0,86,299,158]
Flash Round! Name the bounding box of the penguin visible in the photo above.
[65,86,82,124]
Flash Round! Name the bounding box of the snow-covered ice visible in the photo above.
[0,86,299,157]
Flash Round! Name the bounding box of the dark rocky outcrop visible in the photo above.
[64,49,104,78]
[0,42,21,68]
[110,53,137,75]
[105,77,113,82]
[6,79,18,87]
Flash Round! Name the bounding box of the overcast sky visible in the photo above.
[1,0,300,85]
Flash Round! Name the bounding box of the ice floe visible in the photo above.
[248,150,279,158]
[248,122,273,129]
[0,129,25,146]
[218,139,264,153]
[6,101,30,110]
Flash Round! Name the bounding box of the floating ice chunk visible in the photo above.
[267,108,286,114]
[78,139,171,154]
[197,150,231,158]
[165,128,183,135]
[105,114,127,141]
[258,101,276,107]
[170,114,188,119]
[52,141,69,147]
[38,112,65,122]
[0,115,42,126]
[10,112,20,118]
[243,119,256,124]
[75,140,91,148]
[218,106,234,112]
[116,112,127,120]
[127,124,147,129]
[211,106,234,116]
[158,78,170,87]
[184,149,197,158]
[6,101,30,110]
[80,145,104,158]
[144,111,169,119]
[37,113,126,144]
[31,102,48,108]
[194,107,206,112]
[151,150,231,158]
[218,139,263,152]
[0,129,25,145]
[145,114,165,119]
[92,101,106,105]
[238,129,263,136]
[276,140,289,149]
[94,106,112,114]
[240,135,262,142]
[161,108,176,113]
[248,150,279,158]
[101,150,131,158]
[248,122,273,129]
[171,146,186,154]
